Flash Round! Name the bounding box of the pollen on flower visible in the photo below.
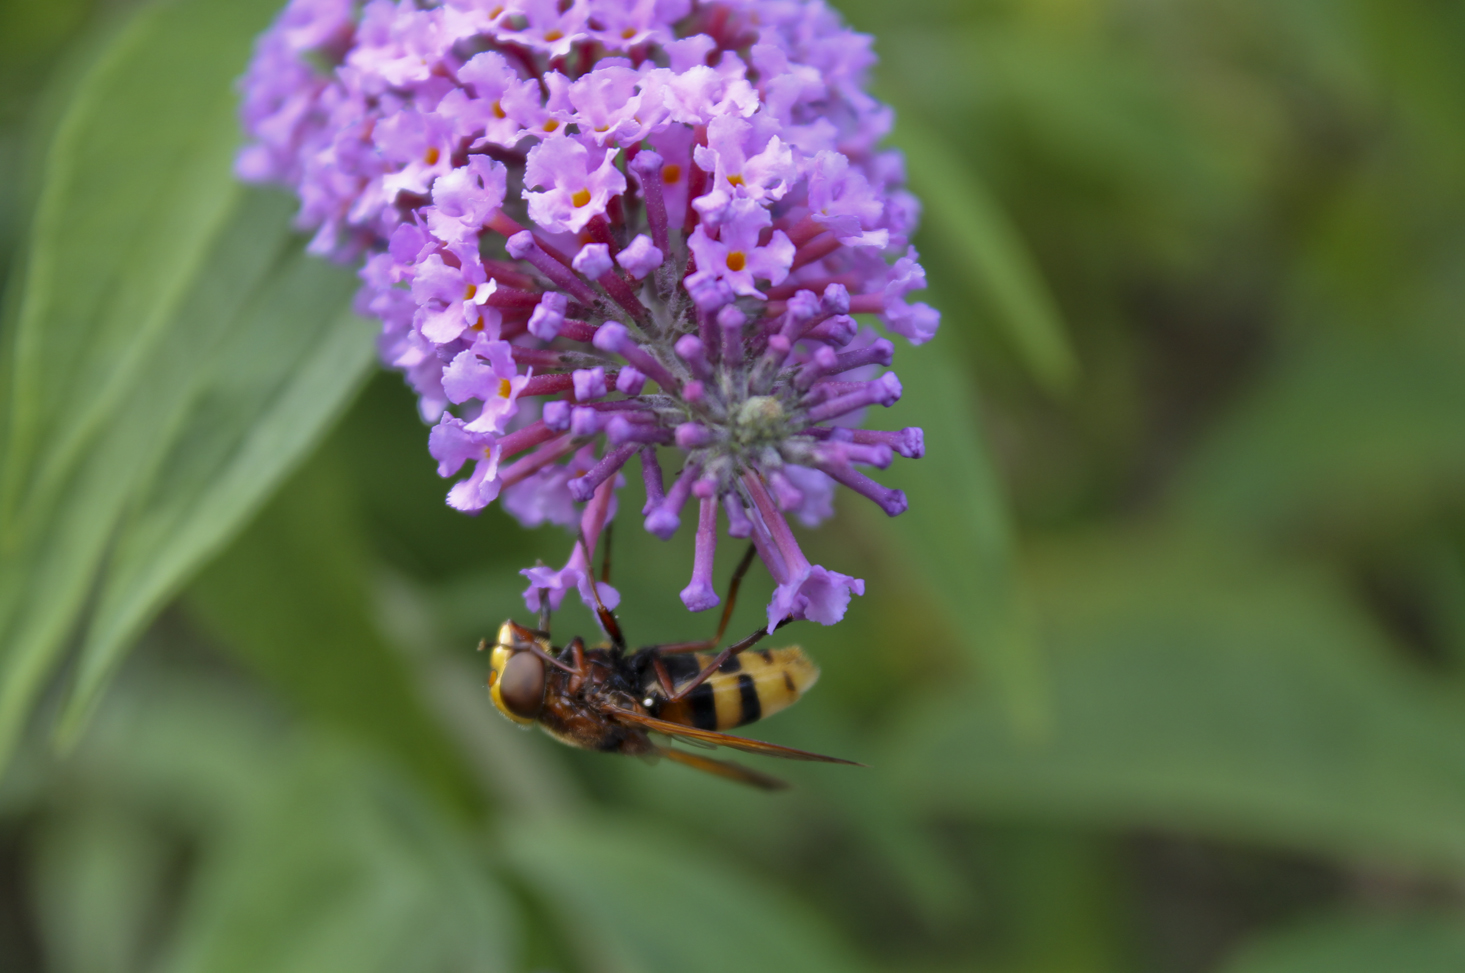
[239,0,940,629]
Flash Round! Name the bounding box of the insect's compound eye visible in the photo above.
[497,650,546,719]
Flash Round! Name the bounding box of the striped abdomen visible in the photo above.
[647,647,820,731]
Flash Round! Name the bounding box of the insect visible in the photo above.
[482,539,859,790]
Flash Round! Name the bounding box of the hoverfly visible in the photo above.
[482,541,859,789]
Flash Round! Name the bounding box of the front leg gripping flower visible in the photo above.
[238,0,939,631]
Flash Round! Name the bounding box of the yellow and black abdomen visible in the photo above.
[648,647,819,731]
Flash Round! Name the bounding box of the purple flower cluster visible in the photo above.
[239,0,938,631]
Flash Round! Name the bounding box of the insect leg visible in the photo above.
[650,653,678,699]
[537,587,552,636]
[659,615,795,702]
[653,543,758,655]
[565,636,589,693]
[576,530,626,652]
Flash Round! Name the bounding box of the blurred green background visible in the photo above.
[4,0,1465,970]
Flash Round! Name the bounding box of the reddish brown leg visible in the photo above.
[658,616,793,702]
[537,588,552,636]
[577,531,625,652]
[650,654,676,700]
[564,636,588,693]
[654,544,758,656]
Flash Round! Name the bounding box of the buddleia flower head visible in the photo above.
[239,0,939,631]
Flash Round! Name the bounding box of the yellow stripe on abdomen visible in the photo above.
[658,647,821,730]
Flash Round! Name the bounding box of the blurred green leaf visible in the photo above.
[0,0,372,766]
[1220,914,1465,973]
[872,338,1048,735]
[60,198,373,744]
[184,442,480,816]
[162,744,511,973]
[503,814,867,973]
[896,119,1077,393]
[891,532,1465,870]
[34,664,513,973]
[1177,329,1465,540]
[32,807,169,973]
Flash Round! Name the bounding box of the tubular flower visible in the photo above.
[239,0,938,630]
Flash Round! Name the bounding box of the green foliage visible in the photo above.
[0,0,376,766]
[1220,915,1465,973]
[896,121,1077,393]
[3,0,1465,970]
[895,533,1465,868]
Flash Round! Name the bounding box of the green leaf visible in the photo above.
[1221,915,1465,973]
[869,337,1049,735]
[1177,329,1465,540]
[895,118,1077,393]
[184,441,482,817]
[45,665,513,973]
[31,807,171,973]
[162,745,512,973]
[1,0,279,525]
[0,0,374,765]
[60,209,374,742]
[890,532,1465,870]
[502,814,867,973]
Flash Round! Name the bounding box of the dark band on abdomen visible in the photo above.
[737,672,761,726]
[686,682,718,730]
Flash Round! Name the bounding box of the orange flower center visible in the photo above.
[572,188,592,208]
[492,100,506,120]
[498,378,513,398]
[464,284,477,300]
[621,26,637,39]
[727,173,745,187]
[424,146,440,165]
[544,29,564,41]
[726,251,747,272]
[542,119,560,133]
[662,163,682,184]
